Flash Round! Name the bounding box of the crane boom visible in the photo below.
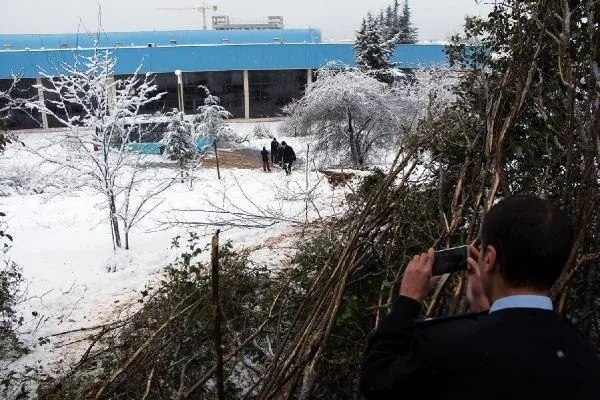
[156,3,218,30]
[157,8,199,11]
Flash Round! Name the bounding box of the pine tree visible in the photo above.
[398,0,418,44]
[354,18,369,67]
[383,5,397,43]
[377,10,387,40]
[354,14,392,73]
[161,112,196,181]
[194,86,233,143]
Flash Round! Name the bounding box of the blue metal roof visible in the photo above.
[0,29,321,50]
[0,44,447,79]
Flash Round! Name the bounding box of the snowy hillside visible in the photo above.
[0,121,350,379]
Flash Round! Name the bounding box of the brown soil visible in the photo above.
[319,170,356,188]
[202,150,265,170]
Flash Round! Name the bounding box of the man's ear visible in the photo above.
[482,245,497,275]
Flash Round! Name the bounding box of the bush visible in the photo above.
[0,260,25,354]
[38,233,312,399]
[0,212,25,357]
[0,165,77,197]
[251,123,272,139]
[0,212,33,400]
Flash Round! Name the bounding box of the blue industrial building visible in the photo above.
[0,29,448,129]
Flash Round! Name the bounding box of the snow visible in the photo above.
[0,120,350,380]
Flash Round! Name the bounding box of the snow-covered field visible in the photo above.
[0,121,349,378]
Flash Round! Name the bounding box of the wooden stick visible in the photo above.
[305,144,310,227]
[140,366,155,400]
[214,139,221,180]
[211,229,225,400]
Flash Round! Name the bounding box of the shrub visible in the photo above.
[38,233,310,399]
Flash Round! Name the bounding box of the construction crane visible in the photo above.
[157,3,218,30]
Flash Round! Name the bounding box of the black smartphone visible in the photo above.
[431,245,468,276]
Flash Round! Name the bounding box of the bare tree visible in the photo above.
[25,48,169,250]
[282,68,455,168]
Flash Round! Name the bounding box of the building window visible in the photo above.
[248,70,306,118]
[182,71,244,118]
[41,78,86,128]
[0,78,41,129]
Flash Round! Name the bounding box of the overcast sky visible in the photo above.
[0,0,493,42]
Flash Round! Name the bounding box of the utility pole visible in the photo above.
[157,2,218,30]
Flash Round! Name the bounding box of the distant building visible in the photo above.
[212,15,284,30]
[0,29,448,130]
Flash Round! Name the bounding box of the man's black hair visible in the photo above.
[481,194,574,290]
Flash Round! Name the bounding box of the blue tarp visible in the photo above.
[128,137,215,155]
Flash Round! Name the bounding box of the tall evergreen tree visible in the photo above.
[391,0,402,40]
[354,1,419,82]
[354,17,369,69]
[381,4,399,48]
[398,0,418,43]
[354,14,392,73]
[161,112,196,181]
[194,86,232,142]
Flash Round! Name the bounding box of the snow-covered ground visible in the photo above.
[0,120,350,378]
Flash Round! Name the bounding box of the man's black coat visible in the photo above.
[361,296,600,400]
[270,140,279,160]
[282,145,296,164]
[261,148,269,161]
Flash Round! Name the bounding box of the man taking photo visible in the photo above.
[361,195,600,400]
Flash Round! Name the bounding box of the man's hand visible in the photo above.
[466,245,490,312]
[399,248,435,302]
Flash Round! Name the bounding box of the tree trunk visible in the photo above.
[180,159,185,183]
[109,192,121,249]
[125,228,129,250]
[347,111,360,167]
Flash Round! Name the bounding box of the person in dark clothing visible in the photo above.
[280,141,296,175]
[260,146,270,172]
[276,144,284,166]
[361,195,600,400]
[270,138,279,164]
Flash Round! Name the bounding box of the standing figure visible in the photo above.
[270,138,279,164]
[277,142,284,166]
[280,141,296,175]
[261,146,271,172]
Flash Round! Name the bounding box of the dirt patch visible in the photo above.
[202,149,264,170]
[319,170,356,188]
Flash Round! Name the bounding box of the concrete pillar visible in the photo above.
[36,77,49,129]
[307,69,313,86]
[243,69,250,119]
[174,70,185,113]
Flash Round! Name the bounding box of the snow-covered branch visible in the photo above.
[22,48,171,250]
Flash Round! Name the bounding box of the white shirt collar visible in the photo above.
[489,294,553,313]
